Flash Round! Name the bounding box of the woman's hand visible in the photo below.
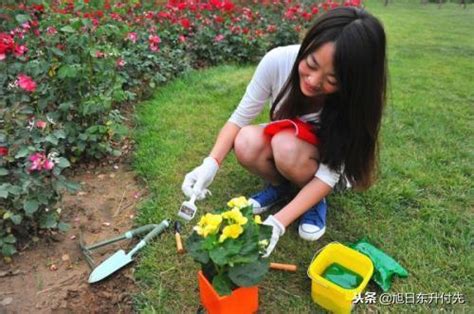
[182,157,219,200]
[262,215,285,258]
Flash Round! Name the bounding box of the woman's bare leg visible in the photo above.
[233,125,286,185]
[270,129,319,187]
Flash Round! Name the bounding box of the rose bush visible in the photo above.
[0,0,360,257]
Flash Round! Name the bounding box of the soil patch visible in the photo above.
[0,161,145,313]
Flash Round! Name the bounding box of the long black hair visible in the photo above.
[270,7,387,190]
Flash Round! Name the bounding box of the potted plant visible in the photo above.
[186,197,273,314]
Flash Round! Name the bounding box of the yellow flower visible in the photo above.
[222,207,248,225]
[259,239,269,247]
[219,224,244,243]
[194,213,222,237]
[227,196,250,209]
[254,215,262,224]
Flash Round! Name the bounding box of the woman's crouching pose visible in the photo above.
[182,6,387,257]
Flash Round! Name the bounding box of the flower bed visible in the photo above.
[0,0,361,257]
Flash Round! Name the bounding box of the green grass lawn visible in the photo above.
[132,1,473,312]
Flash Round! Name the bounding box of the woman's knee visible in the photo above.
[271,131,300,169]
[234,126,268,165]
[271,130,318,177]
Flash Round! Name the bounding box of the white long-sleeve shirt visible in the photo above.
[228,45,341,188]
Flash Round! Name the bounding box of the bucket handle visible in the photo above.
[306,241,341,281]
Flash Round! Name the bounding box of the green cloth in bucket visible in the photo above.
[350,239,409,292]
[322,263,363,289]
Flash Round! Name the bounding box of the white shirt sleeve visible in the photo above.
[228,48,280,127]
[315,163,341,188]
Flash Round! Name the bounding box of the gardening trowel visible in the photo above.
[88,219,169,283]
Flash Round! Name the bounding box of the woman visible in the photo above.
[182,7,387,256]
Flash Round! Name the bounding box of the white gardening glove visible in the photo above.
[182,157,219,200]
[262,215,285,258]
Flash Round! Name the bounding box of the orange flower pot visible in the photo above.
[198,271,259,314]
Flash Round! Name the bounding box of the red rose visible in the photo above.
[32,4,44,12]
[222,1,235,13]
[180,18,191,29]
[0,33,14,55]
[0,147,8,156]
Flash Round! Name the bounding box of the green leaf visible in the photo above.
[0,190,7,198]
[56,157,70,168]
[185,232,210,265]
[209,239,241,266]
[50,47,65,57]
[3,234,16,244]
[58,222,70,232]
[55,179,80,192]
[45,134,58,145]
[58,65,78,79]
[60,25,75,33]
[1,244,17,256]
[65,181,80,192]
[238,223,259,256]
[111,149,122,157]
[52,166,61,176]
[259,224,273,242]
[0,168,8,176]
[40,213,58,229]
[228,259,269,287]
[15,147,30,159]
[10,215,22,225]
[58,101,73,111]
[54,130,67,139]
[7,185,22,195]
[15,14,30,24]
[227,253,258,266]
[24,199,39,215]
[212,273,233,296]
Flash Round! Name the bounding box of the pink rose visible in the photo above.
[36,120,47,129]
[266,25,277,33]
[214,34,225,42]
[14,44,28,57]
[116,58,126,68]
[148,35,161,52]
[44,159,55,170]
[46,26,57,35]
[127,32,138,43]
[21,22,31,30]
[28,152,54,172]
[148,34,161,45]
[17,74,37,92]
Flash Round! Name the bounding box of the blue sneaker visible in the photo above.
[249,182,292,214]
[298,198,327,241]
